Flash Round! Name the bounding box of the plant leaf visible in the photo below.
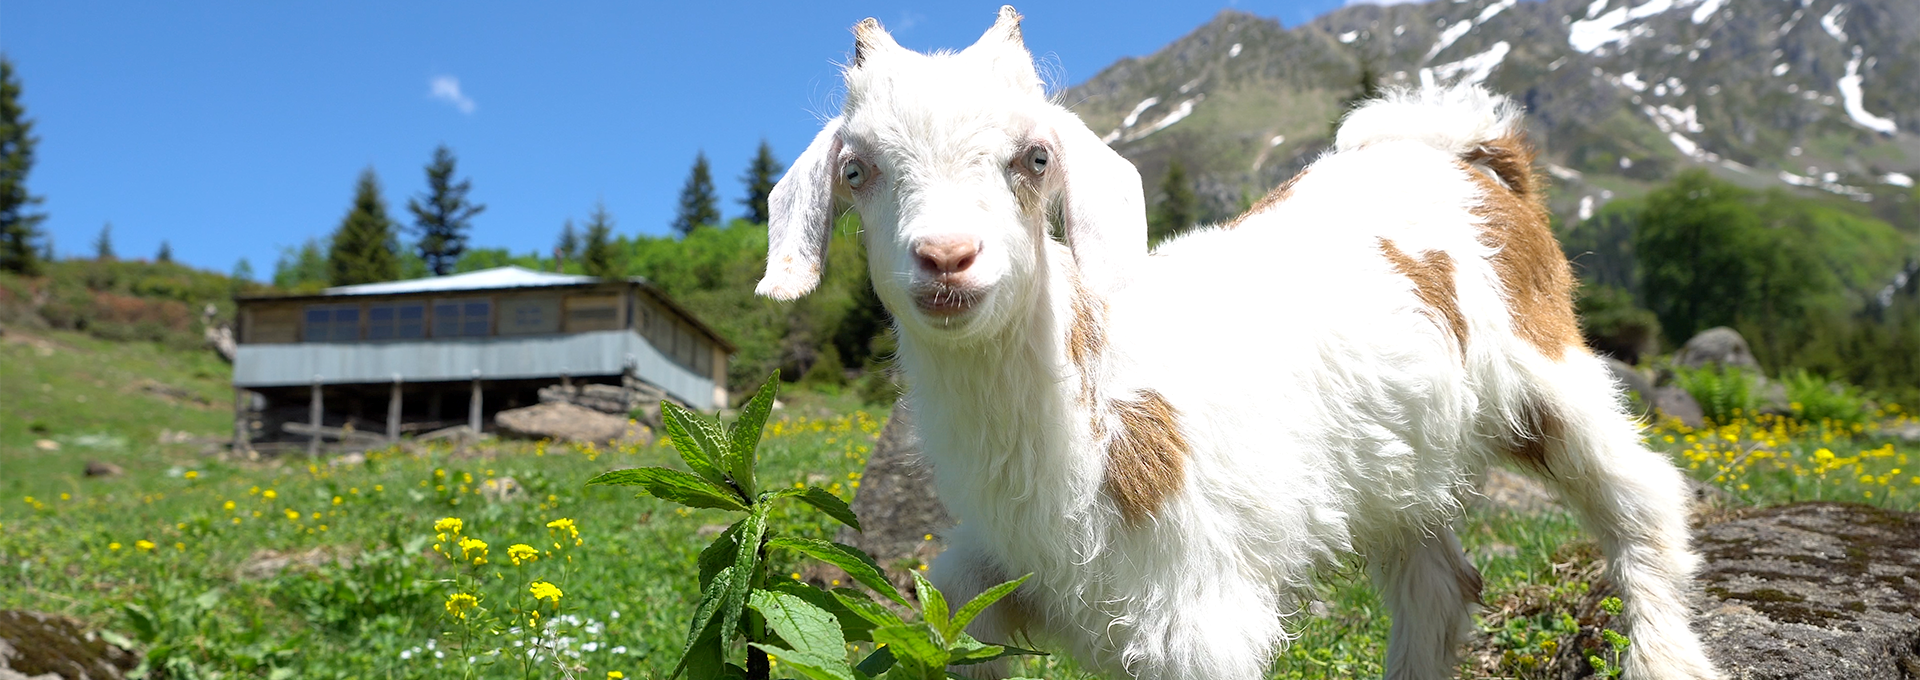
[727,371,779,496]
[944,634,1002,665]
[949,573,1030,638]
[793,486,862,531]
[766,537,906,606]
[910,570,950,643]
[853,645,896,677]
[745,644,857,680]
[673,566,733,679]
[767,581,879,643]
[748,589,847,662]
[662,401,731,488]
[697,520,746,590]
[869,623,947,674]
[588,467,747,512]
[719,508,767,646]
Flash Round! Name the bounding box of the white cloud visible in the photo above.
[429,75,475,114]
[1346,0,1427,6]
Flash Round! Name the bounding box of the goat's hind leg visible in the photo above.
[1370,525,1481,680]
[1516,357,1721,680]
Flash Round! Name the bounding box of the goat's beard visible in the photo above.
[909,281,986,320]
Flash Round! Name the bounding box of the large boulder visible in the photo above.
[1652,385,1707,429]
[1692,503,1920,679]
[834,404,953,578]
[0,610,139,680]
[494,402,645,444]
[1674,327,1763,372]
[1542,503,1920,679]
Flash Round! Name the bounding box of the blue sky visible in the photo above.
[2,1,1360,279]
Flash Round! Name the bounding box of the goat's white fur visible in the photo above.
[760,8,1720,679]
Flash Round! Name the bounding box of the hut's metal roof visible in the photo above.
[321,266,595,296]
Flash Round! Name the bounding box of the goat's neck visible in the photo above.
[895,260,1102,535]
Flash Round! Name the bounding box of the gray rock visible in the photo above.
[1653,385,1706,429]
[494,402,646,444]
[1689,503,1920,680]
[1473,467,1562,515]
[1674,327,1763,373]
[81,461,121,477]
[1601,356,1654,416]
[834,403,953,575]
[0,610,139,680]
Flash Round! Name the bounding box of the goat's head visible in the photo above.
[758,6,1145,342]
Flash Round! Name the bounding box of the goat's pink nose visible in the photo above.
[914,237,981,275]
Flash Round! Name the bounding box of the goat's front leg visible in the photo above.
[927,530,1033,680]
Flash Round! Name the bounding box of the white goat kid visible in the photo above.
[758,8,1720,680]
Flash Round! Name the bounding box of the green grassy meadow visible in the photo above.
[3,328,1915,679]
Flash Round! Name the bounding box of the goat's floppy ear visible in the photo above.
[1050,107,1147,294]
[757,116,844,300]
[963,6,1043,97]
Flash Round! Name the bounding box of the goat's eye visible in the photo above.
[1025,147,1050,175]
[843,159,868,189]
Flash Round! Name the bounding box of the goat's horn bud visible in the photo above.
[851,18,900,67]
[993,6,1024,44]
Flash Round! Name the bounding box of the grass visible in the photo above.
[2,327,1915,678]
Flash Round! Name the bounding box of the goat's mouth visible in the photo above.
[911,284,984,318]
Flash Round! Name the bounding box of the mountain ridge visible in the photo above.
[1062,0,1920,230]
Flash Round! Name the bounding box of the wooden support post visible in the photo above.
[232,387,250,457]
[387,377,403,441]
[469,375,483,436]
[429,391,443,421]
[308,379,323,457]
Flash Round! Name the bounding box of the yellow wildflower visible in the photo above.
[445,592,478,619]
[529,580,563,605]
[508,543,540,566]
[109,542,122,551]
[332,496,342,506]
[135,540,155,551]
[435,517,464,534]
[285,508,301,521]
[223,500,235,511]
[460,537,489,565]
[263,489,277,500]
[184,470,199,480]
[608,673,625,679]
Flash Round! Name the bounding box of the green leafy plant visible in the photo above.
[588,372,1039,680]
[1586,596,1630,679]
[1671,365,1756,426]
[1781,369,1868,426]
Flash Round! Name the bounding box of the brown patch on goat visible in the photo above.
[1461,132,1579,360]
[1066,274,1105,406]
[1506,399,1564,475]
[1458,559,1486,606]
[1378,238,1468,357]
[1224,171,1308,229]
[1105,390,1188,524]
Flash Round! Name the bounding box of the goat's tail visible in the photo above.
[1334,84,1539,197]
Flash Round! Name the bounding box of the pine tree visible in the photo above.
[273,238,329,290]
[672,151,719,236]
[406,144,485,276]
[1148,160,1196,244]
[0,57,46,275]
[1331,58,1383,138]
[328,168,401,286]
[157,240,173,263]
[231,258,254,297]
[581,201,618,279]
[739,140,783,225]
[555,219,580,268]
[94,223,115,261]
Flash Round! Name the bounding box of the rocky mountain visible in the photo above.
[1064,0,1920,230]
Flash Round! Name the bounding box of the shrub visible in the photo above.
[1782,369,1868,426]
[1672,365,1757,426]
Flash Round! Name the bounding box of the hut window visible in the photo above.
[433,298,492,337]
[367,302,426,340]
[565,295,621,332]
[303,304,362,343]
[499,297,561,335]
